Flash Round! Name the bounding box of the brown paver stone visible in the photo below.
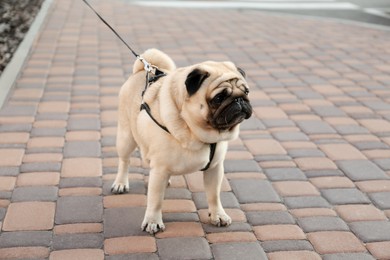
[319,143,366,160]
[295,157,337,170]
[307,231,366,254]
[0,247,49,259]
[54,223,103,234]
[59,187,102,196]
[162,199,196,213]
[273,181,320,197]
[16,172,60,186]
[38,101,70,114]
[103,194,147,208]
[23,153,63,163]
[0,149,24,166]
[3,202,55,231]
[61,158,102,177]
[0,133,29,144]
[206,232,257,244]
[244,139,287,155]
[366,241,390,260]
[27,137,64,148]
[310,176,355,189]
[155,222,204,238]
[254,223,306,241]
[49,249,104,260]
[0,176,16,191]
[267,250,321,260]
[104,236,156,255]
[336,204,387,222]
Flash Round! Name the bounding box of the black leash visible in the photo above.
[82,0,216,171]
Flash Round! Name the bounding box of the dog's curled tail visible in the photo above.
[133,48,176,74]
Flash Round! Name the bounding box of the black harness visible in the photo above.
[140,69,217,171]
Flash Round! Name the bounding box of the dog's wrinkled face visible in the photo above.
[185,64,252,132]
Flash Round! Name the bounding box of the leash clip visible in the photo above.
[138,56,152,73]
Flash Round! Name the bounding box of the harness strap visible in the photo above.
[201,143,217,171]
[140,103,170,134]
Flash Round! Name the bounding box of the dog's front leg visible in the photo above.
[203,163,232,227]
[142,169,169,234]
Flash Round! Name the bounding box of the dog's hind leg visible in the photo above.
[112,120,136,194]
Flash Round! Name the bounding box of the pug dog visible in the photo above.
[112,49,252,234]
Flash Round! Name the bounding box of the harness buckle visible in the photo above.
[138,56,152,73]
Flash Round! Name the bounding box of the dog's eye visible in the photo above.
[211,92,226,106]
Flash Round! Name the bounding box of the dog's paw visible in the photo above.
[210,211,232,227]
[141,217,165,234]
[111,181,129,194]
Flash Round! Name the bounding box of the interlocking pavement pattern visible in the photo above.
[1,0,390,259]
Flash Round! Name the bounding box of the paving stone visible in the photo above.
[104,236,156,255]
[337,160,388,181]
[157,237,212,260]
[261,240,314,253]
[155,222,204,238]
[0,105,37,116]
[264,168,307,181]
[202,222,252,233]
[211,242,267,260]
[192,192,239,209]
[0,149,24,166]
[366,241,390,260]
[105,253,158,260]
[64,141,101,158]
[230,179,281,203]
[349,221,390,242]
[3,202,55,231]
[253,224,305,241]
[0,231,52,248]
[59,177,102,188]
[304,169,344,178]
[55,196,103,224]
[49,249,104,260]
[321,188,370,205]
[268,250,321,260]
[287,149,325,158]
[273,132,309,141]
[104,207,147,238]
[373,158,390,170]
[67,117,100,130]
[11,186,58,202]
[322,253,375,260]
[164,188,192,200]
[369,192,390,209]
[52,234,104,251]
[206,232,257,244]
[295,157,337,171]
[298,216,349,232]
[273,181,320,197]
[61,158,102,177]
[246,211,295,225]
[103,180,146,195]
[20,162,61,173]
[0,166,19,176]
[31,127,67,136]
[0,247,50,259]
[335,204,387,222]
[54,223,103,234]
[163,213,200,222]
[224,159,262,172]
[307,231,366,254]
[297,121,337,134]
[284,196,331,209]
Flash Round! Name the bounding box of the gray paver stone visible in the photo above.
[163,213,200,223]
[12,186,58,202]
[350,221,390,242]
[212,242,267,260]
[297,121,336,134]
[373,159,390,171]
[104,207,147,238]
[321,188,370,205]
[288,149,325,158]
[20,162,61,173]
[103,180,146,195]
[230,179,281,203]
[67,118,100,130]
[55,196,103,224]
[284,196,330,209]
[369,192,390,209]
[59,177,102,188]
[224,160,261,172]
[261,240,314,253]
[337,160,388,181]
[157,237,212,260]
[0,231,52,248]
[164,188,192,200]
[246,211,295,225]
[264,168,307,181]
[64,141,101,157]
[52,233,104,250]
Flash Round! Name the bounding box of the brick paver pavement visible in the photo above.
[1,0,390,259]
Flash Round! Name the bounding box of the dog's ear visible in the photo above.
[185,68,210,96]
[237,67,246,78]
